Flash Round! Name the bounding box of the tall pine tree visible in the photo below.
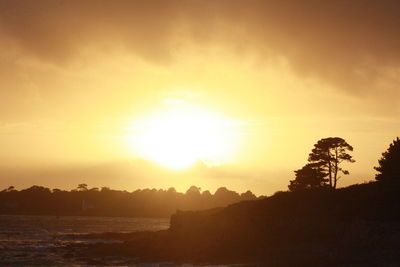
[375,137,400,181]
[308,137,355,189]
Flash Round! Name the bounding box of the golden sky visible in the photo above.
[0,0,399,195]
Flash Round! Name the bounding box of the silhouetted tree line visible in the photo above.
[0,185,257,217]
[289,136,400,191]
[2,136,398,217]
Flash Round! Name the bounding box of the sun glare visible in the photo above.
[126,105,240,170]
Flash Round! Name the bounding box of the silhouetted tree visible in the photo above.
[214,187,240,206]
[77,183,88,191]
[7,186,15,192]
[240,190,257,200]
[288,163,328,191]
[186,186,201,195]
[167,187,177,193]
[308,137,355,188]
[374,137,400,181]
[202,190,212,198]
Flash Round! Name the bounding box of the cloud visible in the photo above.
[0,0,400,95]
[0,0,182,63]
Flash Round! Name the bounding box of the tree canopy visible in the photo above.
[374,137,400,181]
[308,137,355,189]
[288,163,328,191]
[289,137,355,191]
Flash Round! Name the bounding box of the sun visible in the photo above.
[126,105,240,170]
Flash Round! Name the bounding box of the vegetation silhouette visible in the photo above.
[64,136,400,265]
[72,181,400,265]
[375,137,400,181]
[5,136,400,265]
[77,183,89,191]
[0,185,257,217]
[288,162,328,191]
[289,137,355,191]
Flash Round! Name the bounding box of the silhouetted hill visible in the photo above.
[172,180,400,230]
[0,185,257,217]
[70,181,400,265]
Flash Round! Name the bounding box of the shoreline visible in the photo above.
[0,213,172,220]
[64,182,400,266]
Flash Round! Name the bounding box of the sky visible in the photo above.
[0,0,399,195]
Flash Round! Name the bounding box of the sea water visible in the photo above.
[0,215,257,266]
[0,214,169,265]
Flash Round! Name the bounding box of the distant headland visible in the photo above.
[0,185,258,218]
